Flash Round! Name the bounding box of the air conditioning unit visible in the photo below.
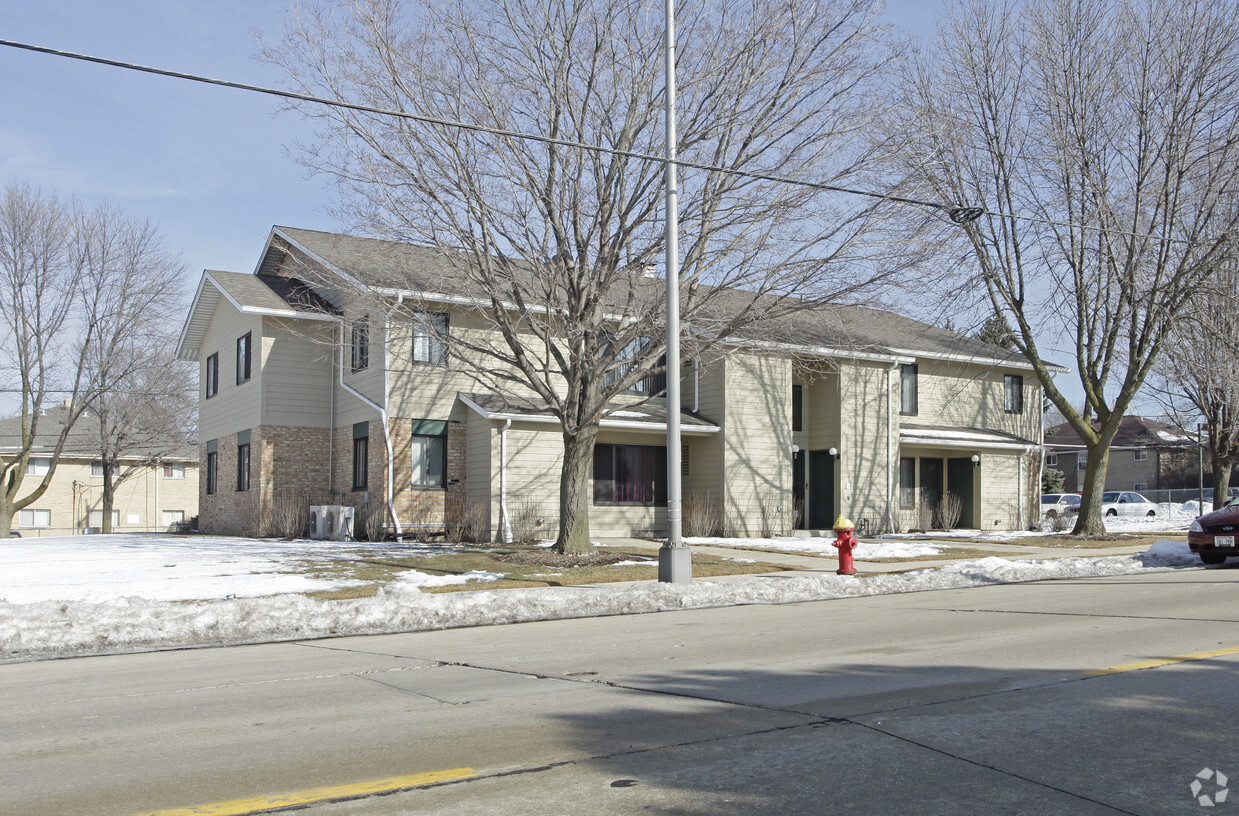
[324,505,355,541]
[309,506,330,540]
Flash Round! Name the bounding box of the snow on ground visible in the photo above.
[687,536,944,558]
[0,531,1211,663]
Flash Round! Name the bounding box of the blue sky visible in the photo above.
[1,0,941,295]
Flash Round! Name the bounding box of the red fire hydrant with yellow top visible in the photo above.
[833,515,858,576]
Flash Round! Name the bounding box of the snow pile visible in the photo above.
[687,536,943,558]
[0,534,1204,663]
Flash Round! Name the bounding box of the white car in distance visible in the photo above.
[1101,491,1158,517]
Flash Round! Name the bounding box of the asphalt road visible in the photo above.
[3,567,1238,815]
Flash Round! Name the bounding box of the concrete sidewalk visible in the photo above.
[608,535,1156,578]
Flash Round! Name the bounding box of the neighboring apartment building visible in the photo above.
[0,405,199,536]
[1044,416,1199,493]
[176,226,1053,539]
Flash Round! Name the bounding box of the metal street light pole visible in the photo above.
[659,0,690,583]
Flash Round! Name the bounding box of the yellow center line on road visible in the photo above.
[1084,645,1239,676]
[132,767,477,816]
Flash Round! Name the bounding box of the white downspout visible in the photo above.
[499,418,513,543]
[885,361,898,532]
[338,319,403,541]
[692,356,700,413]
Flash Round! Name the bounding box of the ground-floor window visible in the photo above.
[162,510,185,527]
[236,443,251,491]
[18,509,51,527]
[411,433,446,487]
[206,450,218,494]
[89,510,120,528]
[899,457,916,509]
[594,443,666,505]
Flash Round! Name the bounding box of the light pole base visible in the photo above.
[658,544,692,584]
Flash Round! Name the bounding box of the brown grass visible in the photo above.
[299,544,792,601]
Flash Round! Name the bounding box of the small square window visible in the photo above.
[18,509,51,527]
[1134,449,1148,462]
[162,462,185,479]
[25,457,51,476]
[1046,453,1058,467]
[1077,453,1088,472]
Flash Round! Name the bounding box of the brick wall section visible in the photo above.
[199,433,259,536]
[200,420,468,539]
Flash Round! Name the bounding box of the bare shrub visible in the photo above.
[406,500,441,543]
[362,502,389,542]
[757,493,794,538]
[937,492,963,530]
[683,491,724,538]
[260,492,308,539]
[508,495,544,545]
[448,498,491,544]
[915,500,935,533]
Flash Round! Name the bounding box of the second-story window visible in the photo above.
[351,317,369,372]
[792,384,803,432]
[899,364,918,415]
[236,332,252,384]
[1004,374,1024,413]
[412,312,448,366]
[205,353,219,398]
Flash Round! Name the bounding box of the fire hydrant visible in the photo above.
[833,514,858,576]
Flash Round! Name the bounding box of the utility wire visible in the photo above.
[0,38,984,224]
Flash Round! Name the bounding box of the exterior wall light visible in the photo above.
[971,454,981,468]
[829,447,840,460]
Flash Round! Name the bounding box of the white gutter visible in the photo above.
[337,319,403,541]
[499,419,513,544]
[885,361,898,532]
[457,394,720,434]
[693,356,700,413]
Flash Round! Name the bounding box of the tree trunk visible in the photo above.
[102,463,115,534]
[1212,455,1235,512]
[1072,443,1114,536]
[554,427,599,555]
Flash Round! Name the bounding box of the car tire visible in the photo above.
[1201,552,1228,565]
[1046,510,1058,519]
[1146,510,1156,517]
[1105,509,1117,517]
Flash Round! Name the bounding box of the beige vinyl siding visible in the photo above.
[11,458,200,536]
[722,354,791,535]
[914,359,1041,442]
[500,423,564,537]
[465,413,495,533]
[682,360,725,509]
[199,304,263,442]
[977,450,1026,531]
[838,360,896,525]
[260,319,334,428]
[802,369,841,451]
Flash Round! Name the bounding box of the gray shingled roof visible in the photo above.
[266,226,1045,369]
[0,405,196,460]
[1045,416,1195,450]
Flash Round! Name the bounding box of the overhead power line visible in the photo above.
[0,37,984,224]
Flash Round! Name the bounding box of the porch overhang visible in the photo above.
[899,425,1038,452]
[459,393,720,435]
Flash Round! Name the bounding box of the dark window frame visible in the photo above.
[900,364,919,416]
[205,353,219,398]
[412,312,449,367]
[352,435,369,490]
[1004,373,1024,414]
[236,442,251,491]
[410,433,447,488]
[206,451,218,495]
[792,384,804,432]
[593,443,667,506]
[236,332,252,385]
[351,317,370,373]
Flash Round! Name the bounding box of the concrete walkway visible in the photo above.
[606,535,1157,578]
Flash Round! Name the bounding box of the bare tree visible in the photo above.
[89,346,196,533]
[1149,261,1239,510]
[0,184,186,537]
[893,0,1239,534]
[265,0,914,553]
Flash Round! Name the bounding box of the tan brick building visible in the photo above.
[1,405,199,537]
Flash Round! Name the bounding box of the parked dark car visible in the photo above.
[1188,495,1239,564]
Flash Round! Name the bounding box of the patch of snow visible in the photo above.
[606,410,650,418]
[397,570,504,587]
[687,536,943,558]
[0,534,1205,663]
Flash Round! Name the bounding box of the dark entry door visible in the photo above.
[793,450,806,529]
[920,457,944,527]
[947,457,976,529]
[808,450,835,529]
